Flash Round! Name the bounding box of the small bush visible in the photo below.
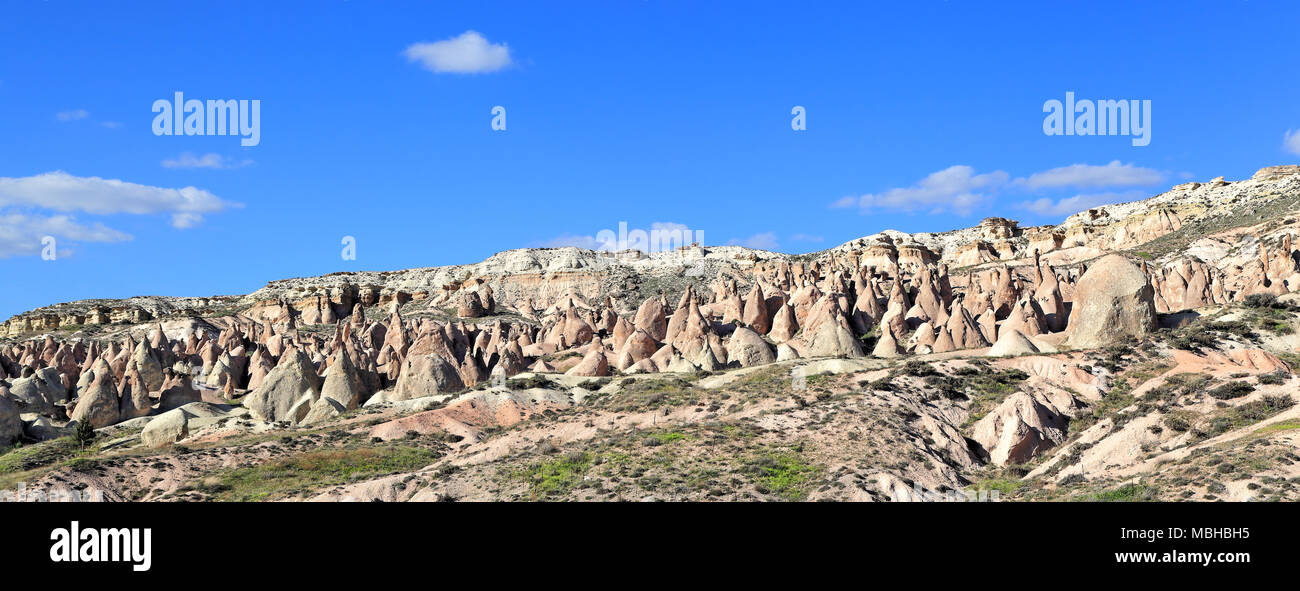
[506,375,554,390]
[1244,293,1278,309]
[923,375,966,400]
[1083,483,1158,502]
[1258,371,1288,385]
[1208,382,1255,400]
[901,360,939,377]
[1231,394,1294,423]
[1164,413,1193,432]
[73,421,97,448]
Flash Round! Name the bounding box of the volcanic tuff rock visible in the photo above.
[971,390,1074,466]
[1065,254,1158,348]
[5,165,1300,502]
[0,391,21,445]
[244,349,321,423]
[7,166,1300,341]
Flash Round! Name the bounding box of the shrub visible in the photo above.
[1086,483,1158,502]
[1164,413,1192,432]
[1145,373,1214,403]
[1232,394,1294,423]
[1244,293,1278,309]
[507,375,555,390]
[923,375,966,400]
[1258,371,1288,385]
[1208,382,1255,400]
[901,360,939,377]
[867,378,896,392]
[73,421,97,448]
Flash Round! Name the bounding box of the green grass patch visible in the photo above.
[517,451,592,500]
[202,445,438,501]
[0,437,83,475]
[0,437,103,489]
[643,431,688,445]
[747,451,821,501]
[969,478,1026,496]
[1253,419,1300,435]
[1073,483,1158,502]
[589,376,704,412]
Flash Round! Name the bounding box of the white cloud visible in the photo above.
[1016,190,1148,218]
[832,161,1172,217]
[541,233,601,249]
[650,222,690,234]
[100,121,123,129]
[0,171,240,229]
[834,165,1010,216]
[56,109,89,121]
[1285,129,1300,156]
[0,213,131,258]
[169,212,202,229]
[539,221,702,251]
[728,232,780,251]
[1014,160,1164,190]
[161,152,252,169]
[403,31,512,74]
[830,196,856,208]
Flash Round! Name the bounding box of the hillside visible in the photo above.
[3,164,1300,503]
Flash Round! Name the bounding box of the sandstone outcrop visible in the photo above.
[971,391,1072,465]
[244,349,321,423]
[1065,254,1157,349]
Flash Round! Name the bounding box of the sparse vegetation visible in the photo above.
[200,445,439,501]
[1208,382,1255,400]
[517,451,592,500]
[1074,483,1158,502]
[0,437,84,477]
[746,450,821,501]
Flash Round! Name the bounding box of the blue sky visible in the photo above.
[2,0,1298,320]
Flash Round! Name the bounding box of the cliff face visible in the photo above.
[5,165,1300,338]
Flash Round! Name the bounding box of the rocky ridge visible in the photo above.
[6,166,1298,338]
[2,164,1300,503]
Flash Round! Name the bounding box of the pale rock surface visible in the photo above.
[1066,254,1158,348]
